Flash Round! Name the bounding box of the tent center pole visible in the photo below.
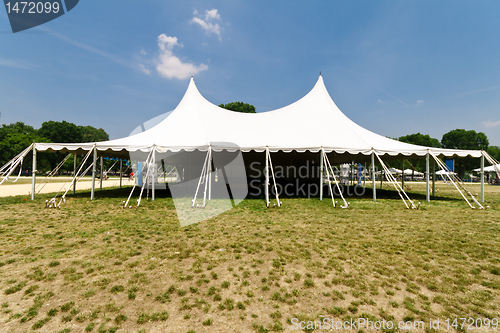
[31,145,37,201]
[91,146,97,201]
[371,150,376,202]
[480,152,485,203]
[426,151,430,202]
[319,150,323,201]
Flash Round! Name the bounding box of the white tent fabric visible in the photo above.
[436,170,457,175]
[474,164,500,172]
[35,76,482,158]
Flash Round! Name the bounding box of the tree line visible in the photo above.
[0,121,109,173]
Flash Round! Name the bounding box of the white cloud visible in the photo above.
[0,58,32,69]
[482,120,500,128]
[140,48,147,55]
[155,34,208,80]
[191,9,222,39]
[416,100,424,104]
[139,64,150,75]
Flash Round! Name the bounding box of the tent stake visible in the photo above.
[371,150,376,202]
[31,145,37,200]
[91,145,97,201]
[426,151,430,202]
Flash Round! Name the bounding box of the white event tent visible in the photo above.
[2,75,497,207]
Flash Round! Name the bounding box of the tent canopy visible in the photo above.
[35,76,482,160]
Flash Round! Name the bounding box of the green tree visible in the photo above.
[399,133,441,148]
[218,101,256,113]
[397,133,441,177]
[441,129,489,178]
[38,120,83,144]
[487,146,500,162]
[79,125,109,142]
[0,122,50,171]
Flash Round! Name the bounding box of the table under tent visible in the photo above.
[2,75,500,217]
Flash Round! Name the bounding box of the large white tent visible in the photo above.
[35,76,481,159]
[2,75,496,207]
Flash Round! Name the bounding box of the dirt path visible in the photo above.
[0,178,134,197]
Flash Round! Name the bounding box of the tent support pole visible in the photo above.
[119,159,122,189]
[402,160,405,189]
[152,147,156,201]
[426,151,430,202]
[31,145,36,200]
[91,146,97,200]
[371,150,376,202]
[432,161,436,197]
[380,170,383,189]
[208,150,212,201]
[480,152,484,203]
[73,153,77,195]
[265,150,269,207]
[319,150,323,201]
[99,156,103,191]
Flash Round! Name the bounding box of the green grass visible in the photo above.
[0,182,499,332]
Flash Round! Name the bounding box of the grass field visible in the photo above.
[0,182,499,333]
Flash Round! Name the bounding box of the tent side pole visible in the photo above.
[265,149,269,207]
[426,151,430,202]
[402,160,405,189]
[91,146,97,200]
[371,150,376,202]
[99,156,103,191]
[208,148,212,201]
[152,147,155,201]
[31,145,37,200]
[432,160,436,197]
[480,152,485,203]
[380,170,383,189]
[319,150,323,201]
[73,153,77,195]
[119,159,122,189]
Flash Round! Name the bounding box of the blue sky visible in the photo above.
[1,1,499,145]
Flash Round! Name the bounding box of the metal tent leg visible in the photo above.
[319,150,323,201]
[480,153,484,203]
[31,146,37,201]
[152,148,155,201]
[100,156,103,191]
[91,146,97,200]
[432,161,436,197]
[265,151,269,207]
[426,151,430,202]
[371,150,376,202]
[119,159,122,189]
[73,153,77,195]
